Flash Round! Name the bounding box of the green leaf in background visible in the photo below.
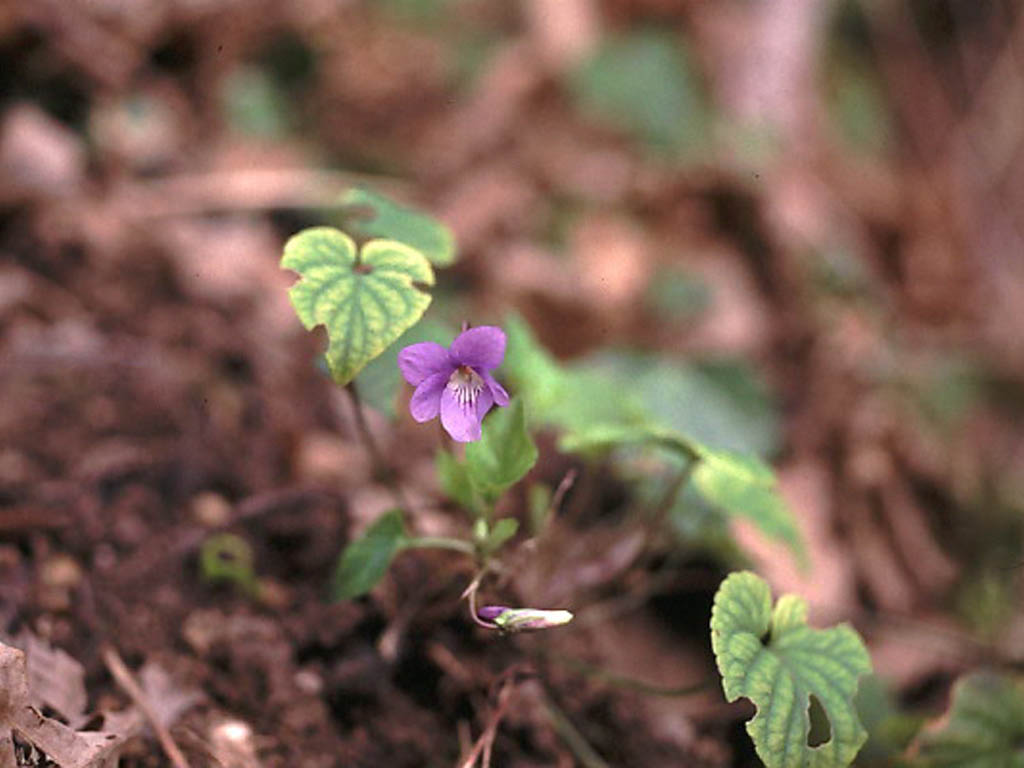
[356,319,453,416]
[558,422,698,458]
[378,0,452,24]
[570,29,707,154]
[506,323,781,457]
[854,674,924,763]
[501,313,567,417]
[915,673,1024,768]
[692,445,806,566]
[559,422,803,564]
[465,398,538,501]
[281,227,434,386]
[221,66,288,138]
[332,509,407,600]
[502,313,646,433]
[340,187,457,267]
[644,264,712,321]
[502,312,802,563]
[710,571,872,768]
[437,449,480,516]
[582,352,781,457]
[825,52,892,157]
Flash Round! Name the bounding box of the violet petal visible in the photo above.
[409,372,447,422]
[481,371,509,407]
[440,385,492,443]
[449,326,506,370]
[477,606,510,621]
[440,387,478,442]
[398,342,452,386]
[476,387,495,422]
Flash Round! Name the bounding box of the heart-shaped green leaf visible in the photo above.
[341,187,457,267]
[332,510,407,600]
[281,227,434,385]
[711,571,872,768]
[916,673,1024,767]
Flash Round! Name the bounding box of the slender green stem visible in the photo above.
[345,381,387,469]
[462,566,501,629]
[542,650,712,697]
[650,458,696,527]
[538,686,610,768]
[404,536,477,555]
[345,380,412,511]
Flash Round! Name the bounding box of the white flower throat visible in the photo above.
[448,365,484,409]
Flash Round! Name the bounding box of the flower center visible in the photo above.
[447,365,484,410]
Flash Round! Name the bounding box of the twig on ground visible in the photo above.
[457,676,515,768]
[101,646,191,768]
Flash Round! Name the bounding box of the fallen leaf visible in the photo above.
[11,631,88,727]
[0,641,132,768]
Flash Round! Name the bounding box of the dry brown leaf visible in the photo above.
[0,641,131,768]
[10,631,88,727]
[136,663,202,730]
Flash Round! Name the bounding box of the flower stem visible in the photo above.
[345,380,411,510]
[540,650,712,697]
[650,458,696,527]
[404,536,476,555]
[461,566,500,628]
[538,686,610,768]
[345,380,386,468]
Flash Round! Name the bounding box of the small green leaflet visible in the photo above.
[915,673,1024,767]
[465,398,538,502]
[199,533,258,596]
[340,187,457,267]
[331,510,407,600]
[711,571,872,768]
[281,228,434,386]
[482,517,518,555]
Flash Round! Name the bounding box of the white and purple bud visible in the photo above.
[477,605,574,633]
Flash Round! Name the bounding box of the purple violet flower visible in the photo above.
[398,326,509,442]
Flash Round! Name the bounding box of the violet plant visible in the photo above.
[279,188,891,766]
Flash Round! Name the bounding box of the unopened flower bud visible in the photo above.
[477,605,574,633]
